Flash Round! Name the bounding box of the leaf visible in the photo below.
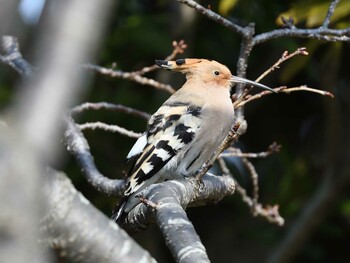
[340,200,350,216]
[219,0,239,16]
[276,0,350,27]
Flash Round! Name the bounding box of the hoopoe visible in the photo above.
[112,58,274,222]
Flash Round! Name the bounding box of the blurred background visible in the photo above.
[1,0,350,262]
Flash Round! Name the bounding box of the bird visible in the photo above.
[112,58,275,222]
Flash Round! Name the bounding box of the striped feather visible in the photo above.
[112,102,203,221]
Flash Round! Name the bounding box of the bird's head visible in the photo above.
[155,58,275,92]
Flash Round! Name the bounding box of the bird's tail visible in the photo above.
[111,196,129,222]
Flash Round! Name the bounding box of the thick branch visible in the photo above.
[235,23,255,122]
[1,0,114,261]
[120,174,235,262]
[42,169,157,263]
[121,174,235,231]
[64,117,126,196]
[253,27,350,46]
[0,36,34,77]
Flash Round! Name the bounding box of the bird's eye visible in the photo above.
[213,70,220,76]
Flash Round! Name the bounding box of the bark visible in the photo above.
[42,169,157,263]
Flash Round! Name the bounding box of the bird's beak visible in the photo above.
[231,76,276,93]
[155,58,202,71]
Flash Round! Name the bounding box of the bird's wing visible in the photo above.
[124,101,203,196]
[126,132,147,161]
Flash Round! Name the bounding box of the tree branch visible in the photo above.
[268,169,350,263]
[121,173,235,231]
[235,23,255,122]
[0,0,114,261]
[70,102,150,120]
[195,125,241,180]
[78,122,142,138]
[217,157,284,226]
[220,142,281,158]
[176,0,247,36]
[119,174,235,262]
[235,85,334,108]
[71,102,150,138]
[83,63,175,94]
[255,47,309,83]
[64,117,126,196]
[132,40,187,75]
[253,27,350,46]
[322,0,340,28]
[42,169,157,263]
[0,35,34,77]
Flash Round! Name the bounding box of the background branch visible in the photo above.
[176,0,246,36]
[70,102,150,120]
[0,35,33,77]
[322,0,340,28]
[0,0,114,261]
[42,169,157,263]
[83,63,176,94]
[78,122,142,138]
[218,157,284,226]
[253,27,350,46]
[64,117,126,196]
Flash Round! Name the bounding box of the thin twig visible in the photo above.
[241,157,259,206]
[217,158,252,207]
[281,86,335,97]
[322,0,340,29]
[235,85,334,108]
[83,63,175,94]
[221,148,260,207]
[233,47,309,108]
[78,122,142,138]
[176,0,247,36]
[70,102,150,120]
[132,40,187,75]
[220,142,281,158]
[217,157,284,226]
[255,47,309,83]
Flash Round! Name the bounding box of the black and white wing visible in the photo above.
[111,101,202,221]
